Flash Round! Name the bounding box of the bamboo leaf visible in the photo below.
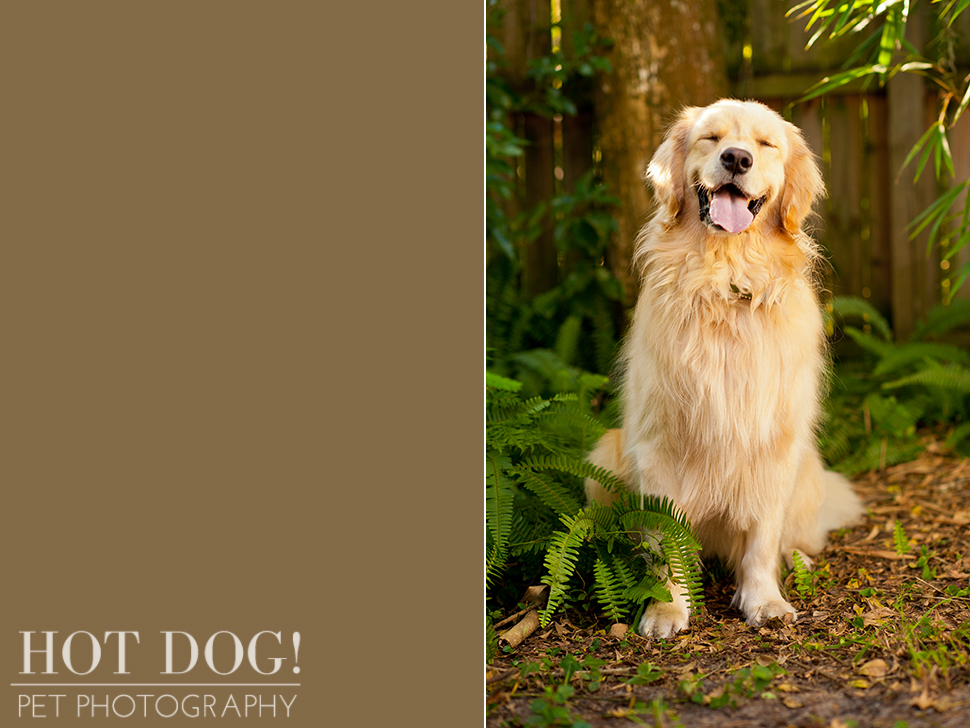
[900,124,939,180]
[798,64,886,102]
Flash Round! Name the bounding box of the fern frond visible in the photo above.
[611,555,639,591]
[844,326,896,358]
[882,363,970,393]
[893,520,911,556]
[554,315,582,366]
[509,466,583,516]
[539,514,592,625]
[508,507,556,556]
[791,550,815,597]
[612,492,696,536]
[623,574,672,605]
[486,453,515,584]
[537,407,608,440]
[581,500,619,534]
[593,557,629,623]
[912,299,970,340]
[519,454,627,495]
[873,342,970,376]
[486,371,524,391]
[833,436,922,475]
[831,296,892,340]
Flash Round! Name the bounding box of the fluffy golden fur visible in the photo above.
[585,100,863,638]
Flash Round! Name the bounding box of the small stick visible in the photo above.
[499,610,540,648]
[494,606,535,629]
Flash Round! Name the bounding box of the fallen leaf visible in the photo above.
[858,659,889,678]
[850,679,870,689]
[777,683,799,693]
[783,697,804,709]
[862,608,896,627]
[520,585,548,604]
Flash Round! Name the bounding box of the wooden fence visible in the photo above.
[493,0,970,340]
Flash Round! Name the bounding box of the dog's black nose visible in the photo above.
[720,147,753,175]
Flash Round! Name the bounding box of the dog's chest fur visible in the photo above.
[623,233,825,527]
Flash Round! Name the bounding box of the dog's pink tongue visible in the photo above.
[710,189,753,233]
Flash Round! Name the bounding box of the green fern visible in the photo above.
[623,574,672,605]
[518,454,627,495]
[911,299,970,341]
[593,556,629,623]
[509,467,583,517]
[824,295,970,475]
[615,494,704,612]
[486,614,499,662]
[831,296,892,340]
[893,520,911,556]
[791,550,815,597]
[872,343,970,376]
[486,454,515,585]
[844,326,895,358]
[540,514,592,626]
[882,363,970,393]
[554,315,582,366]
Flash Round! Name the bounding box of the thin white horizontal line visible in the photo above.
[11,684,301,687]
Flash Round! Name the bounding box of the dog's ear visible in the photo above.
[647,107,700,219]
[779,123,825,236]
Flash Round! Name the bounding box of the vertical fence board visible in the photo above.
[824,97,864,298]
[864,95,893,316]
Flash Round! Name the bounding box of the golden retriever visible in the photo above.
[585,100,863,638]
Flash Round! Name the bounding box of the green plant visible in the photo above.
[486,377,703,648]
[680,663,787,709]
[893,520,912,556]
[821,296,970,473]
[790,0,970,300]
[524,684,591,728]
[791,550,817,598]
[626,663,664,686]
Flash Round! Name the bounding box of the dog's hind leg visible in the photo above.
[584,428,630,507]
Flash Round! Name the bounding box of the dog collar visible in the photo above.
[730,284,752,301]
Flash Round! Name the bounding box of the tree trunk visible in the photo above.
[593,0,729,305]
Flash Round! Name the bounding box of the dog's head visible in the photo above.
[647,100,824,238]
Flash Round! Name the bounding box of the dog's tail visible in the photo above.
[816,469,864,538]
[585,428,631,506]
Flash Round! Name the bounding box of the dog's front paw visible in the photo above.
[744,599,797,627]
[638,601,690,639]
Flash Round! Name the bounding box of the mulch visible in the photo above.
[486,436,970,728]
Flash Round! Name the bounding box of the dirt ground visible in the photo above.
[486,437,970,728]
